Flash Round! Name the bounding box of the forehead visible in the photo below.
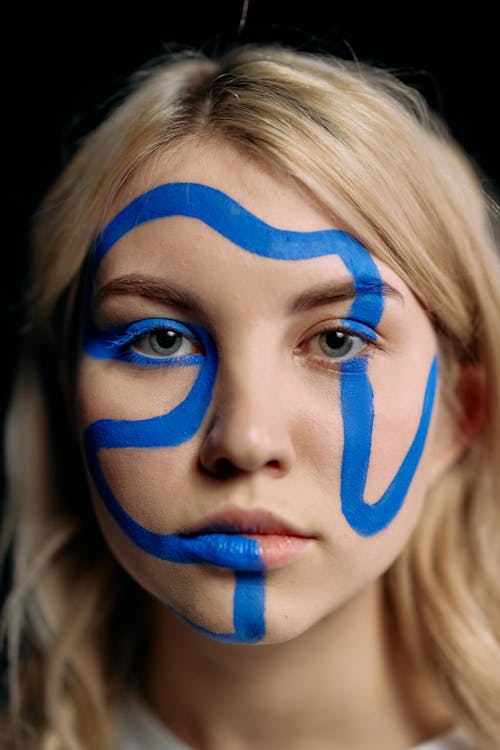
[107,138,337,233]
[96,137,410,306]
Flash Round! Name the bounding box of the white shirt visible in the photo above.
[118,697,477,749]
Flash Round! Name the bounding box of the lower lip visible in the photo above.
[180,531,312,571]
[244,534,312,569]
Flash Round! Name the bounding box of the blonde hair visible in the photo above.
[2,43,499,749]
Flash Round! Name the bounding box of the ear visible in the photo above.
[455,363,488,446]
[432,363,488,478]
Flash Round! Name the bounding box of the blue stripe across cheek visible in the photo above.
[82,181,437,643]
[84,300,268,641]
[83,322,267,642]
[85,324,216,448]
[339,355,438,535]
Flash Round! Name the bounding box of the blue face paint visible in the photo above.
[83,181,438,643]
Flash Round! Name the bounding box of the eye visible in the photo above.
[304,328,370,362]
[317,330,366,359]
[102,318,204,367]
[132,328,196,359]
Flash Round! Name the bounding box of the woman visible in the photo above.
[1,43,499,750]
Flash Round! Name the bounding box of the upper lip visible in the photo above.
[181,508,313,538]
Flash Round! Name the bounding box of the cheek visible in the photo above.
[91,495,237,633]
[76,355,209,545]
[294,396,344,493]
[366,371,431,500]
[96,445,196,530]
[75,356,200,425]
[305,349,438,538]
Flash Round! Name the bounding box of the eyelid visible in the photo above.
[99,317,205,369]
[298,317,378,346]
[296,317,383,369]
[105,317,197,348]
[337,319,377,342]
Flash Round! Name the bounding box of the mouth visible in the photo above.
[180,508,315,570]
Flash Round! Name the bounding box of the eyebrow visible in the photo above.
[289,278,404,312]
[93,274,404,315]
[94,275,202,313]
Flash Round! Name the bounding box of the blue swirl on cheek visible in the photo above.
[83,181,438,642]
[84,324,267,642]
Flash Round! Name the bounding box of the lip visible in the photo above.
[184,508,309,536]
[180,508,315,570]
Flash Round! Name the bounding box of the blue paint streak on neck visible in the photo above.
[84,181,438,642]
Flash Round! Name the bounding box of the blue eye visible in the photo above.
[302,320,378,364]
[104,318,204,367]
[317,330,367,360]
[132,328,197,359]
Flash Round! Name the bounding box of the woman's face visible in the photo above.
[76,138,451,645]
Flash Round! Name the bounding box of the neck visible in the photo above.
[142,581,451,750]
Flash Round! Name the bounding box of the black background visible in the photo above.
[1,3,498,598]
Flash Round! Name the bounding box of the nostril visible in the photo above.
[198,456,241,478]
[199,455,283,478]
[213,458,240,478]
[266,460,280,470]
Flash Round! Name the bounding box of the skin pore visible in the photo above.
[76,138,460,749]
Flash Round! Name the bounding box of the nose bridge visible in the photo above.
[200,333,295,475]
[223,348,283,423]
[217,313,284,401]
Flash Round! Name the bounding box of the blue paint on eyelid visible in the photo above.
[87,317,203,367]
[83,181,438,642]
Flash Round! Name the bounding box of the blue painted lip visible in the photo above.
[179,532,265,571]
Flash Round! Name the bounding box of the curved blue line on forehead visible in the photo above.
[93,182,382,311]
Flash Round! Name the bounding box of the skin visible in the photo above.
[76,138,460,749]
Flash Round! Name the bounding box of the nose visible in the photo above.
[199,364,296,478]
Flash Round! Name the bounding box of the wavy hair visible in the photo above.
[2,43,499,749]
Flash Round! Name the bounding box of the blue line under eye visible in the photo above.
[105,318,204,368]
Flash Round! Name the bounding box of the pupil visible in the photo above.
[326,331,347,350]
[154,330,178,350]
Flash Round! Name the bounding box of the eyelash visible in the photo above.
[298,321,382,368]
[105,319,204,368]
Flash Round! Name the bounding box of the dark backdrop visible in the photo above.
[1,1,498,621]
